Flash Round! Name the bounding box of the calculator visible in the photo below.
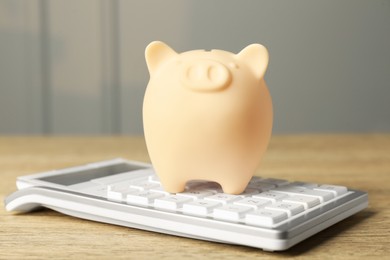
[5,158,368,251]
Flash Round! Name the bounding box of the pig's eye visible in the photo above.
[229,62,239,69]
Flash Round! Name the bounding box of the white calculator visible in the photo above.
[5,158,368,251]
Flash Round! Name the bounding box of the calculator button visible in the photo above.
[130,180,160,190]
[107,187,138,202]
[107,189,123,202]
[293,189,333,203]
[248,182,276,191]
[148,175,161,184]
[245,209,288,227]
[275,185,307,193]
[265,202,304,217]
[290,181,319,188]
[213,205,253,222]
[259,178,290,187]
[233,197,271,209]
[182,200,221,216]
[176,189,214,199]
[149,186,170,195]
[154,195,192,211]
[314,185,348,197]
[248,176,264,185]
[282,195,320,209]
[252,191,288,203]
[204,193,239,204]
[126,191,164,206]
[237,188,260,197]
[275,186,334,202]
[248,177,276,190]
[106,180,134,191]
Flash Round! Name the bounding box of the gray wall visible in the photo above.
[1,0,389,135]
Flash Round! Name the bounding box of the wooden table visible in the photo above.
[1,135,389,259]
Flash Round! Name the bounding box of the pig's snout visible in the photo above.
[180,60,231,91]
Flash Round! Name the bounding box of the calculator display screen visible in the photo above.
[38,163,146,186]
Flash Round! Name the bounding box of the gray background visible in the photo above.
[1,0,389,135]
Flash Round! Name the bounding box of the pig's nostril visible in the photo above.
[187,64,203,81]
[181,60,231,91]
[207,66,223,83]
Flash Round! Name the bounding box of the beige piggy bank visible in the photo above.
[143,41,273,194]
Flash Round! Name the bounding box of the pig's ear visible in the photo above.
[145,41,177,75]
[236,44,269,79]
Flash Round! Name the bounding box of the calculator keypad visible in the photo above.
[80,174,349,228]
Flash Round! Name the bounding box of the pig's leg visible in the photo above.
[160,178,187,193]
[219,176,251,195]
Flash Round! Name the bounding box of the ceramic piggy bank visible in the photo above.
[143,41,273,194]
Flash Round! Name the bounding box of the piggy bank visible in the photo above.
[143,41,273,194]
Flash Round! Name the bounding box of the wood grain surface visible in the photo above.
[1,135,389,259]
